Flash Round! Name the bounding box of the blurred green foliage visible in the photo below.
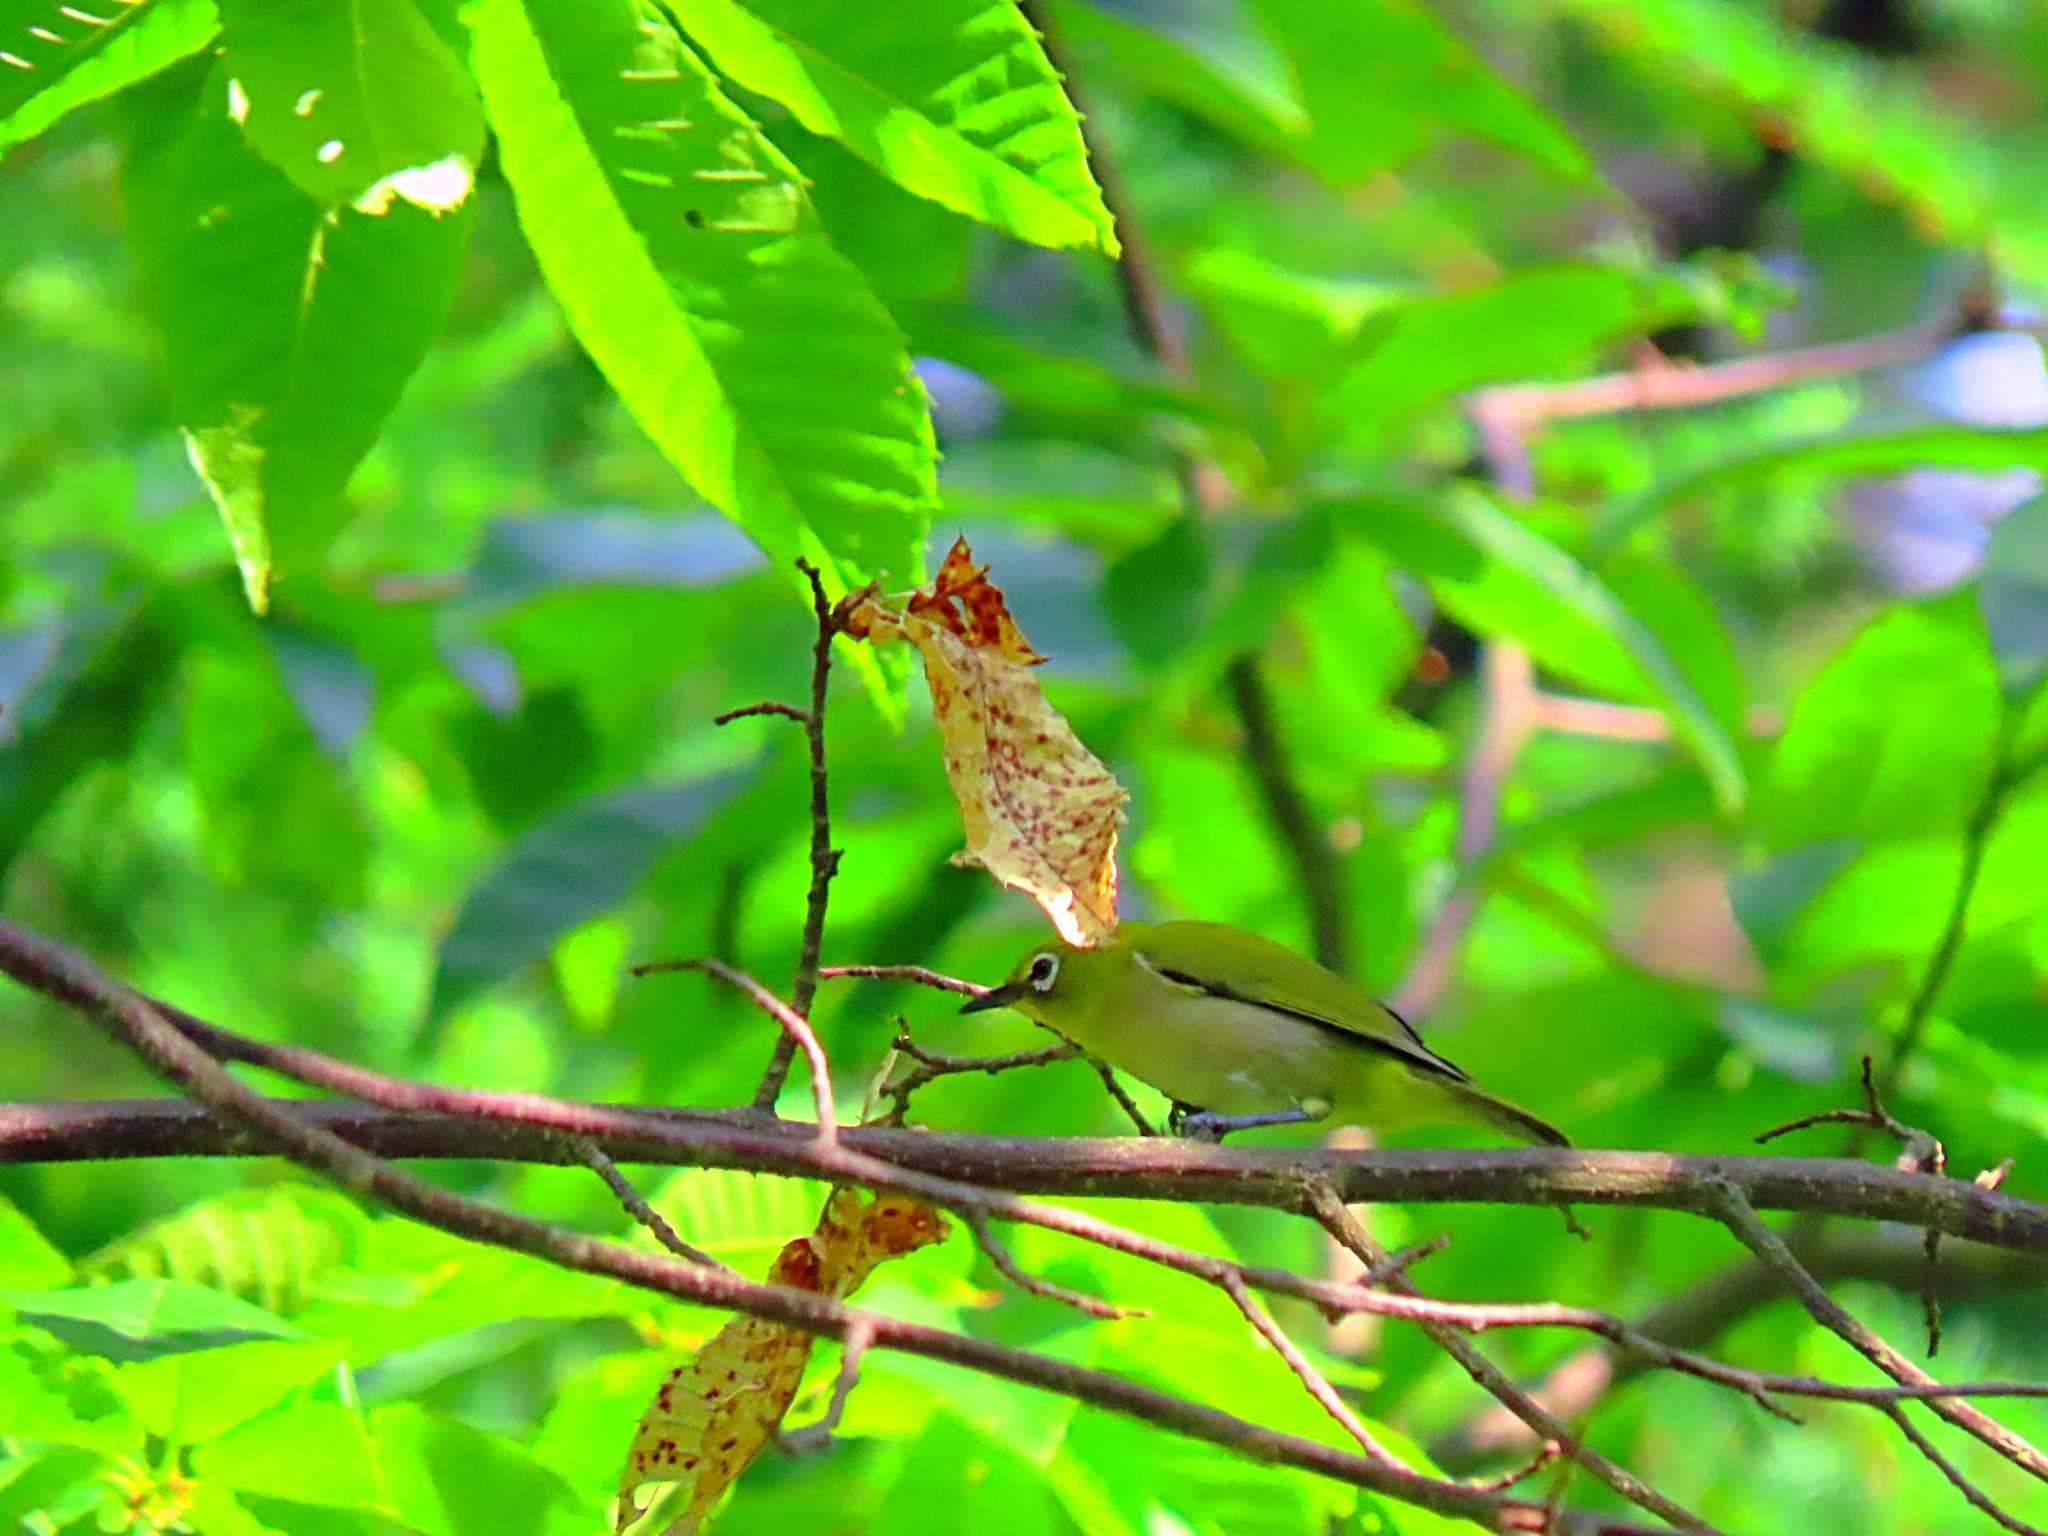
[4,0,2048,1531]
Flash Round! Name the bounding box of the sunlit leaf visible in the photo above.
[669,0,1116,252]
[124,64,472,610]
[219,0,483,210]
[468,0,935,599]
[0,0,217,149]
[3,1279,303,1364]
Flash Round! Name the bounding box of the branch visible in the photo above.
[1225,654,1351,973]
[632,957,837,1144]
[1710,1180,2048,1522]
[0,917,1585,1533]
[1435,1229,2048,1468]
[716,558,850,1112]
[1311,1185,1721,1536]
[11,1098,2047,1255]
[574,1136,727,1270]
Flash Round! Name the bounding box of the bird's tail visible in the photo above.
[1448,1082,1571,1147]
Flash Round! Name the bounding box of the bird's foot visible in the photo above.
[1172,1105,1323,1143]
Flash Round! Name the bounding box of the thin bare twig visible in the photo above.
[818,963,985,996]
[636,958,837,1146]
[1219,1271,1408,1469]
[965,1210,1139,1321]
[873,1030,1079,1128]
[574,1136,727,1270]
[719,558,851,1113]
[1709,1179,2048,1503]
[1310,1184,1723,1536]
[1225,655,1350,974]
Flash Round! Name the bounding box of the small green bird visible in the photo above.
[962,920,1568,1145]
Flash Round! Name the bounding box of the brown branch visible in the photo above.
[1709,1179,2048,1510]
[1392,642,1539,1017]
[965,1210,1138,1322]
[779,1316,874,1454]
[1436,1229,2048,1468]
[717,558,849,1113]
[574,1136,727,1271]
[12,1096,2048,1255]
[873,1029,1080,1128]
[1311,1184,1722,1536]
[0,916,1594,1533]
[635,958,837,1145]
[1225,654,1351,973]
[1218,1270,1409,1469]
[816,966,1155,1133]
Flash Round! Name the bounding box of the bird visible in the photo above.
[961,920,1568,1145]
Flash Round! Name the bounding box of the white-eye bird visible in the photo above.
[961,921,1568,1145]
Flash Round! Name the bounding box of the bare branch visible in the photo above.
[818,963,985,996]
[637,958,837,1146]
[714,701,810,726]
[873,1029,1079,1128]
[1219,1270,1409,1469]
[779,1316,874,1455]
[1709,1179,2048,1496]
[574,1135,728,1271]
[965,1210,1139,1322]
[1310,1183,1723,1536]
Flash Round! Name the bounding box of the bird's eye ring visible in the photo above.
[1028,954,1060,990]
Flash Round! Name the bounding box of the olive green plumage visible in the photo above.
[963,920,1567,1145]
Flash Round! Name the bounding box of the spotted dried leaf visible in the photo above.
[615,1189,946,1535]
[848,537,1126,945]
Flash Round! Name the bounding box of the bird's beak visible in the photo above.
[959,981,1026,1015]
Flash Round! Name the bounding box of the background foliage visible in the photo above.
[5,0,2048,1530]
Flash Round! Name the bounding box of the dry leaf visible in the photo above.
[615,1189,947,1535]
[847,537,1127,945]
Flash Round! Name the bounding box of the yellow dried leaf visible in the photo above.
[848,537,1127,946]
[615,1190,946,1535]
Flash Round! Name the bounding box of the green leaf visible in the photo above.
[1318,265,1696,441]
[669,0,1116,252]
[0,1344,142,1453]
[0,1195,69,1288]
[192,1402,384,1512]
[431,769,751,1018]
[467,0,935,597]
[0,0,217,149]
[1434,488,1747,813]
[1980,492,2048,683]
[80,1185,371,1315]
[1601,425,2048,556]
[3,1279,304,1363]
[1245,0,1593,185]
[1762,593,2000,848]
[124,65,473,612]
[638,1168,833,1275]
[218,0,483,210]
[117,1338,344,1445]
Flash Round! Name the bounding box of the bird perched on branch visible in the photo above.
[964,921,1568,1145]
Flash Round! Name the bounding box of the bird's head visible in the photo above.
[959,938,1103,1027]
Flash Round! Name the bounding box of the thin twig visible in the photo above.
[1884,1401,2047,1536]
[714,701,809,726]
[1085,1058,1159,1136]
[874,1030,1079,1128]
[966,1211,1140,1321]
[639,958,838,1146]
[574,1135,727,1270]
[1310,1184,1724,1536]
[737,559,848,1113]
[1219,1271,1409,1469]
[818,963,986,996]
[1708,1179,2048,1493]
[1391,643,1539,1018]
[1224,655,1350,973]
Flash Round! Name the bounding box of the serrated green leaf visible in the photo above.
[468,0,935,601]
[80,1185,370,1315]
[219,0,483,210]
[1435,488,1746,814]
[124,64,473,611]
[431,769,751,1018]
[670,0,1116,252]
[4,1279,304,1363]
[0,0,217,149]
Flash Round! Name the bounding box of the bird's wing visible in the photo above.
[1128,921,1470,1083]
